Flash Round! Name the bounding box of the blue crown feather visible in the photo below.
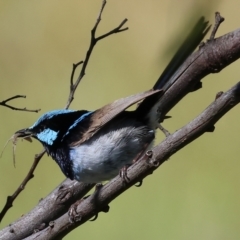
[30,110,76,129]
[62,111,93,139]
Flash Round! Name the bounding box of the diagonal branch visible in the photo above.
[157,27,240,119]
[0,180,95,240]
[0,150,45,223]
[1,21,240,239]
[23,82,240,240]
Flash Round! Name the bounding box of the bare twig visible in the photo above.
[0,95,40,113]
[210,12,225,40]
[70,61,83,86]
[65,0,128,109]
[0,0,128,223]
[0,150,45,222]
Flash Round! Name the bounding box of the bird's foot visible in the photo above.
[89,204,110,221]
[68,199,84,223]
[119,164,131,184]
[94,183,103,192]
[135,180,143,187]
[55,182,76,204]
[68,183,109,222]
[158,124,170,137]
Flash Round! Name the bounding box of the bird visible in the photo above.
[14,18,209,183]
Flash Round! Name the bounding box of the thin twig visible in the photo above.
[70,61,83,86]
[96,18,128,41]
[210,12,225,40]
[0,95,40,113]
[0,150,45,222]
[65,0,128,109]
[0,0,127,223]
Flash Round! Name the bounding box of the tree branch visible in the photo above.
[1,17,240,239]
[65,0,128,109]
[0,95,40,113]
[0,0,128,223]
[1,4,240,239]
[21,82,240,240]
[158,27,240,119]
[0,150,47,223]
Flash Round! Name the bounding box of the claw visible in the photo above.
[68,183,110,223]
[90,213,99,221]
[95,183,103,191]
[90,204,110,221]
[69,194,98,222]
[56,184,73,204]
[119,164,131,184]
[68,199,83,223]
[135,180,143,187]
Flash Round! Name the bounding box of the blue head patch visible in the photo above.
[28,109,93,145]
[29,110,76,145]
[36,128,59,145]
[30,110,76,129]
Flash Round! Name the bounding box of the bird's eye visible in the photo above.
[38,125,46,132]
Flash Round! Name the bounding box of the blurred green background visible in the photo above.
[0,0,240,239]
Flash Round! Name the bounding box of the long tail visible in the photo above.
[137,17,210,128]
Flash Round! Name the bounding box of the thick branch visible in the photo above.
[158,27,240,119]
[23,82,240,239]
[0,180,94,240]
[1,22,240,240]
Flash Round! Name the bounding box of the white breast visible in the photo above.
[69,125,154,183]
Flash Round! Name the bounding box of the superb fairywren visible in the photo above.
[14,18,209,183]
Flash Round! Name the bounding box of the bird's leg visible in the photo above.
[56,181,79,204]
[89,183,110,221]
[158,123,170,137]
[68,183,109,222]
[119,141,152,186]
[68,199,83,223]
[119,164,131,184]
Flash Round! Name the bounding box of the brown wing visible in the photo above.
[70,89,161,146]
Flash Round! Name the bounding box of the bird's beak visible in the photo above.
[14,128,33,142]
